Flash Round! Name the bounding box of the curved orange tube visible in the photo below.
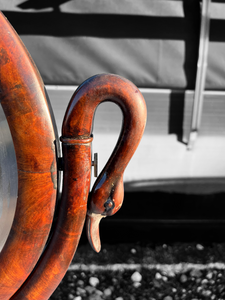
[84,75,147,252]
[63,74,147,252]
[0,9,146,299]
[10,74,146,299]
[0,12,57,300]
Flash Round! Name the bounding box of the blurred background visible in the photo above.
[1,0,225,242]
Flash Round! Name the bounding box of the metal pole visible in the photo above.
[187,0,211,150]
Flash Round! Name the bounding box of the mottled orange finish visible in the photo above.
[11,138,92,300]
[11,74,146,300]
[60,73,147,252]
[82,75,147,251]
[0,12,57,300]
[0,11,146,300]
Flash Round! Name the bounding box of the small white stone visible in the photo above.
[153,279,161,288]
[190,269,202,278]
[201,278,208,285]
[131,271,142,282]
[89,277,99,287]
[202,290,211,297]
[76,287,86,296]
[196,244,204,250]
[163,296,173,300]
[180,274,188,283]
[68,282,75,287]
[85,285,95,294]
[74,297,82,300]
[133,282,141,288]
[112,278,117,284]
[115,297,123,300]
[172,288,177,293]
[95,289,103,296]
[131,248,137,254]
[155,272,162,280]
[166,271,175,278]
[206,272,213,280]
[77,280,84,286]
[104,288,112,297]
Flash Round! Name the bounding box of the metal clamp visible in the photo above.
[91,153,98,177]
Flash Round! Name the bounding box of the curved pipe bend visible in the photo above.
[62,74,147,252]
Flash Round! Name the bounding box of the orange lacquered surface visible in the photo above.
[0,9,146,298]
[11,74,146,299]
[0,12,57,300]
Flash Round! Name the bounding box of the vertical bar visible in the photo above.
[187,0,211,150]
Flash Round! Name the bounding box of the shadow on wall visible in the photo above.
[3,0,201,90]
[17,0,71,12]
[169,91,186,144]
[3,1,225,88]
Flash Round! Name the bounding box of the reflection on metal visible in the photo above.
[0,105,18,252]
[188,0,211,150]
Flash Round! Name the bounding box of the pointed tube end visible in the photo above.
[86,213,105,253]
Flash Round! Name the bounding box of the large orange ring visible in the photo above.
[0,12,58,300]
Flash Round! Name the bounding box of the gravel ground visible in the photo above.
[50,242,225,300]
